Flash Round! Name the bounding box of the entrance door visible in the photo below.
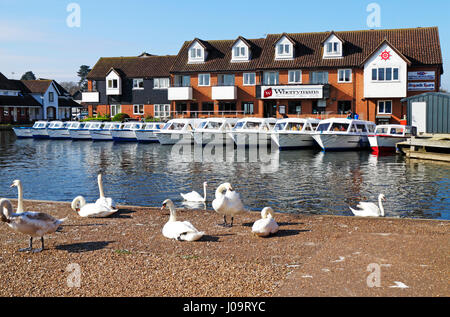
[263,101,277,118]
[411,102,427,133]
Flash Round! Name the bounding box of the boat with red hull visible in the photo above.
[368,125,416,154]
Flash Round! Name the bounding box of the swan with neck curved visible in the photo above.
[0,198,66,253]
[252,207,279,237]
[349,194,386,217]
[161,199,204,241]
[95,174,116,209]
[212,183,245,227]
[181,182,208,202]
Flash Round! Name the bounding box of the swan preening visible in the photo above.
[0,198,66,252]
[349,194,386,217]
[161,199,204,241]
[71,173,118,218]
[181,182,208,202]
[212,183,245,227]
[252,207,279,237]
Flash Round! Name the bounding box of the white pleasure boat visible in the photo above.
[48,121,72,139]
[111,122,143,142]
[31,121,51,139]
[13,126,33,138]
[312,118,376,151]
[157,118,201,145]
[193,118,238,146]
[228,117,277,146]
[368,124,416,154]
[271,118,320,150]
[135,122,163,143]
[68,122,96,140]
[90,122,121,141]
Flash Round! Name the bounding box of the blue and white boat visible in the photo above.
[135,122,163,143]
[13,126,33,138]
[111,122,143,142]
[270,118,320,150]
[68,122,90,140]
[90,122,121,141]
[31,121,51,139]
[48,121,72,140]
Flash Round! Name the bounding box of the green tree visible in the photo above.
[20,71,36,80]
[77,65,91,90]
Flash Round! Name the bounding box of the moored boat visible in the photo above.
[13,126,33,138]
[368,124,416,154]
[312,118,376,151]
[48,121,72,139]
[157,119,200,145]
[31,121,51,139]
[68,122,90,140]
[193,118,238,146]
[135,122,163,143]
[111,122,143,142]
[90,122,121,141]
[228,117,277,146]
[270,118,320,150]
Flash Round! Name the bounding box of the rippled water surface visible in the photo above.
[0,131,449,219]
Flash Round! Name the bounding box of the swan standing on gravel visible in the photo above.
[161,199,204,241]
[95,174,116,209]
[349,194,386,217]
[252,207,279,237]
[212,183,245,227]
[0,198,66,253]
[10,180,25,213]
[181,182,208,202]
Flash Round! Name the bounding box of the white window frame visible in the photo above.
[338,69,352,83]
[371,67,400,82]
[288,70,302,84]
[132,78,144,90]
[108,79,118,89]
[110,104,121,117]
[198,73,211,86]
[243,73,256,86]
[154,104,171,119]
[263,71,279,85]
[48,92,54,102]
[154,78,170,89]
[377,100,393,114]
[133,104,144,115]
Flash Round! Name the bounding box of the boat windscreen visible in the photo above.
[245,122,261,130]
[331,123,349,132]
[233,122,245,130]
[286,123,304,131]
[316,123,330,132]
[274,122,286,131]
[390,127,404,135]
[205,122,222,130]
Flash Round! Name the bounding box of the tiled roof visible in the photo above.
[20,80,53,94]
[0,73,22,91]
[0,95,42,107]
[170,38,266,73]
[87,55,177,79]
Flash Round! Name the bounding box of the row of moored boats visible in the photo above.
[13,117,416,153]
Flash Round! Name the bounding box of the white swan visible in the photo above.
[252,207,279,237]
[10,179,25,213]
[349,194,386,217]
[94,174,116,209]
[71,196,118,218]
[161,199,204,242]
[212,183,245,227]
[0,198,66,253]
[181,182,207,202]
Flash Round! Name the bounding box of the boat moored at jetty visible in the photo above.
[31,121,51,139]
[271,118,320,150]
[111,122,143,142]
[135,122,163,143]
[13,126,33,138]
[193,118,238,146]
[312,118,376,151]
[228,117,277,146]
[90,122,121,141]
[157,119,200,145]
[369,124,416,154]
[48,121,72,139]
[68,122,95,140]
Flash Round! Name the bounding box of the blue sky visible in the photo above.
[0,0,449,89]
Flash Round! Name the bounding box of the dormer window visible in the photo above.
[322,32,344,59]
[326,42,339,54]
[275,35,295,60]
[190,48,202,59]
[278,43,290,55]
[188,40,207,63]
[232,37,251,62]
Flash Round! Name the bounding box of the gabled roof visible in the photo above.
[0,73,21,91]
[320,31,346,45]
[233,36,252,48]
[106,67,125,78]
[189,38,214,51]
[273,33,297,47]
[20,80,53,94]
[359,38,412,66]
[87,55,177,80]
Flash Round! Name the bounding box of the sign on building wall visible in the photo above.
[408,71,435,81]
[408,82,436,91]
[261,85,324,99]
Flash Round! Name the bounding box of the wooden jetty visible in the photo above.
[397,134,450,162]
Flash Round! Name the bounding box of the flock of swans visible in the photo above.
[0,174,387,252]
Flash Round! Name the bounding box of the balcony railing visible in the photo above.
[81,91,99,103]
[168,86,193,101]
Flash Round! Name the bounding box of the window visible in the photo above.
[217,74,235,86]
[242,102,254,115]
[190,48,202,59]
[218,102,236,114]
[338,101,352,114]
[338,69,352,83]
[133,78,144,89]
[49,92,54,102]
[278,44,290,55]
[198,74,210,86]
[110,104,121,117]
[378,100,392,114]
[243,73,256,86]
[108,79,118,89]
[154,104,170,118]
[174,75,191,87]
[372,67,399,81]
[326,42,340,54]
[202,102,214,114]
[133,105,144,115]
[263,71,279,85]
[234,46,246,57]
[310,71,329,84]
[153,78,170,89]
[288,70,302,84]
[288,101,302,114]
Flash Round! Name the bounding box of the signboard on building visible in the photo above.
[261,85,324,99]
[408,71,435,81]
[408,82,435,91]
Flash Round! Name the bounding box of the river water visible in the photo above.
[0,131,449,219]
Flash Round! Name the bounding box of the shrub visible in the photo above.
[112,113,130,122]
[81,115,111,122]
